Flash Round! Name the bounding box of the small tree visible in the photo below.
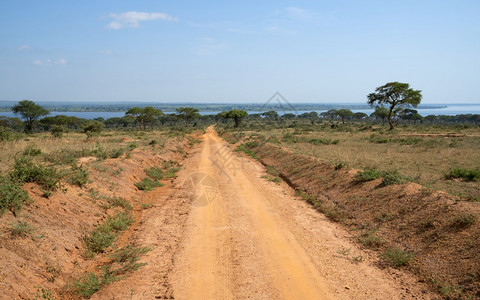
[176,107,200,126]
[221,109,248,128]
[367,82,422,130]
[336,109,354,124]
[262,110,279,120]
[12,100,49,133]
[370,106,389,126]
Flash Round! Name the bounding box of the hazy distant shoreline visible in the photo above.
[0,101,451,113]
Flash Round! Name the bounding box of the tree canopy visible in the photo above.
[220,109,248,128]
[176,107,200,126]
[367,82,422,130]
[12,100,49,132]
[126,106,163,129]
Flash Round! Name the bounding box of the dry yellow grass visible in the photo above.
[242,124,480,201]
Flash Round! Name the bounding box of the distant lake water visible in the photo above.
[1,104,479,120]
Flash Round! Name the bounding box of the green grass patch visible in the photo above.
[355,168,381,182]
[444,167,480,182]
[0,175,30,215]
[145,167,164,180]
[67,165,89,187]
[83,212,133,254]
[135,178,164,191]
[165,167,181,179]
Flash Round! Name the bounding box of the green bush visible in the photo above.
[135,178,164,191]
[444,168,480,182]
[381,170,408,186]
[73,272,102,297]
[165,167,180,179]
[83,212,133,254]
[83,121,104,138]
[68,165,89,187]
[451,214,478,229]
[109,245,152,274]
[380,247,414,267]
[0,176,30,215]
[106,196,132,210]
[50,125,65,138]
[355,168,381,182]
[11,156,62,194]
[146,167,164,180]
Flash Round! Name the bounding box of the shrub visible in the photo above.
[11,156,62,194]
[334,161,347,170]
[83,212,133,254]
[381,170,408,186]
[355,168,381,182]
[50,125,65,138]
[165,167,181,179]
[380,247,414,267]
[73,272,102,297]
[0,176,30,215]
[83,121,104,138]
[135,178,164,191]
[68,165,89,187]
[23,147,42,156]
[444,168,480,182]
[146,167,164,180]
[106,196,132,210]
[11,221,34,236]
[109,245,152,274]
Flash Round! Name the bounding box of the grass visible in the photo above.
[234,124,480,201]
[10,156,62,196]
[444,167,480,182]
[358,229,386,249]
[380,247,414,267]
[11,221,34,236]
[83,211,134,255]
[145,166,164,180]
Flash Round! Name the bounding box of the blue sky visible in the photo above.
[1,1,479,104]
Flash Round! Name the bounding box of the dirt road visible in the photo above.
[172,128,432,299]
[94,128,433,299]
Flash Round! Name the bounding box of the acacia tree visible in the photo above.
[336,109,354,124]
[176,107,200,126]
[12,100,49,132]
[125,107,163,129]
[220,109,248,128]
[367,82,422,130]
[370,106,389,126]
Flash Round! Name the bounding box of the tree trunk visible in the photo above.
[388,108,394,130]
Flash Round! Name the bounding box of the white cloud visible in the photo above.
[32,58,67,66]
[18,45,32,51]
[106,11,178,29]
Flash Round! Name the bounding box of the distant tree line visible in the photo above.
[1,92,479,140]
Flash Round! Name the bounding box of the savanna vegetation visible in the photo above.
[1,87,479,298]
